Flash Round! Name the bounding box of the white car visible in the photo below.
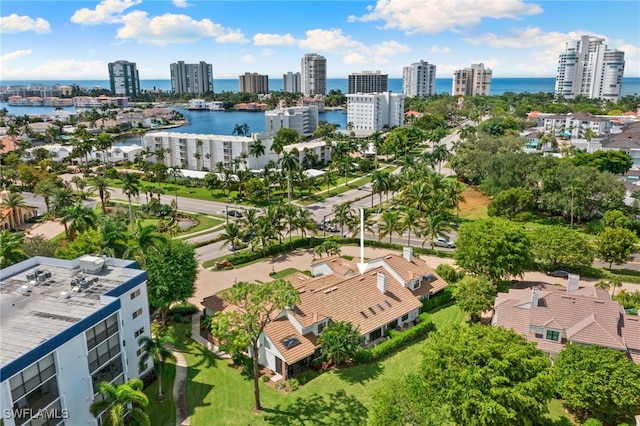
[433,237,455,248]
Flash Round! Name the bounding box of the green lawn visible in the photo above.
[429,302,467,329]
[143,363,176,426]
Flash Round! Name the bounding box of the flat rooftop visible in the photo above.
[1,256,143,367]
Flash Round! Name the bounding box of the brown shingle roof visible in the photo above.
[264,317,319,364]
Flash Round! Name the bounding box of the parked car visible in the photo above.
[323,219,339,233]
[227,241,247,251]
[546,270,570,278]
[226,209,243,218]
[433,237,455,248]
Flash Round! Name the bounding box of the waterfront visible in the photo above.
[3,77,639,97]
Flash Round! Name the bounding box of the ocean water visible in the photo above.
[3,77,639,96]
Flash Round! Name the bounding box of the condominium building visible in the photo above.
[264,105,319,137]
[108,60,140,97]
[452,63,492,96]
[301,53,327,96]
[170,61,214,95]
[348,71,388,94]
[283,72,301,93]
[554,35,625,101]
[346,92,405,136]
[402,60,436,98]
[0,255,152,426]
[142,131,258,171]
[239,73,269,94]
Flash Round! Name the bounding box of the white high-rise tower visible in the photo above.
[555,35,625,101]
[301,53,326,96]
[402,60,436,98]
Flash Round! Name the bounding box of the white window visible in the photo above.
[130,289,141,300]
[132,308,143,319]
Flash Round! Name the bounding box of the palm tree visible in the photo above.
[280,149,299,204]
[567,179,582,227]
[255,215,276,256]
[1,193,27,230]
[322,168,337,196]
[126,221,167,266]
[121,173,140,231]
[431,143,449,174]
[51,187,75,236]
[88,176,113,215]
[220,222,244,253]
[346,207,375,237]
[89,378,150,426]
[62,202,97,240]
[94,132,114,164]
[34,178,59,217]
[371,170,390,211]
[332,202,353,236]
[97,216,128,257]
[378,210,402,243]
[296,208,317,240]
[195,139,204,170]
[71,176,87,199]
[281,204,299,247]
[249,139,266,169]
[318,321,361,365]
[137,335,176,398]
[609,278,623,297]
[400,207,421,245]
[421,213,453,249]
[0,230,27,267]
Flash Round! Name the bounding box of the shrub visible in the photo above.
[288,378,300,391]
[169,303,200,317]
[421,287,454,312]
[434,264,462,284]
[369,313,435,360]
[172,313,183,323]
[261,375,270,383]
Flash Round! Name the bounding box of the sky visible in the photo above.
[1,0,639,81]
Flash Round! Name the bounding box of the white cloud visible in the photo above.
[0,14,50,34]
[348,0,542,34]
[240,54,255,63]
[298,29,363,51]
[1,59,105,79]
[464,27,598,49]
[343,51,368,64]
[372,40,411,56]
[261,48,275,57]
[253,33,296,46]
[431,45,451,53]
[1,49,32,65]
[71,0,141,25]
[173,0,188,8]
[116,11,248,45]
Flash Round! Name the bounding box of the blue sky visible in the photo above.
[1,0,638,81]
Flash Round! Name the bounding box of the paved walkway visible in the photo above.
[170,347,190,426]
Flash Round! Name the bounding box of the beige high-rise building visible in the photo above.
[452,63,492,96]
[170,61,214,95]
[301,53,327,96]
[239,72,269,93]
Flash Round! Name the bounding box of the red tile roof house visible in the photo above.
[492,278,640,363]
[202,247,448,379]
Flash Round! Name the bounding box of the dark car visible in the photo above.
[546,270,570,278]
[227,209,243,218]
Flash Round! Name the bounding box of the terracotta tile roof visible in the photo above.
[494,284,635,359]
[0,136,19,155]
[201,294,237,315]
[313,266,422,336]
[311,256,357,276]
[264,317,319,364]
[622,315,640,352]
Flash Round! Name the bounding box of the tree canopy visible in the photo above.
[318,321,361,365]
[145,239,197,325]
[595,226,637,269]
[553,344,640,425]
[452,275,496,322]
[455,218,533,283]
[530,225,595,269]
[369,325,553,426]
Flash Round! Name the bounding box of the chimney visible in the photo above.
[377,272,387,294]
[567,274,580,292]
[531,288,539,307]
[403,247,413,262]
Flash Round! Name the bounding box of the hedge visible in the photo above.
[421,286,454,312]
[354,313,435,363]
[169,302,200,316]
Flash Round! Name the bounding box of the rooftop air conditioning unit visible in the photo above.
[60,291,70,299]
[79,255,106,274]
[21,285,32,294]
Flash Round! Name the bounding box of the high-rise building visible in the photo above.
[554,35,625,101]
[346,92,405,136]
[170,61,214,95]
[402,60,436,98]
[108,60,140,96]
[0,255,152,426]
[239,72,269,93]
[283,72,301,93]
[301,53,326,96]
[452,63,492,96]
[264,105,319,137]
[348,71,388,94]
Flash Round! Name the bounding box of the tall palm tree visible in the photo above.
[33,178,59,217]
[94,132,114,164]
[371,170,390,212]
[88,176,113,214]
[195,139,204,170]
[346,207,375,237]
[71,176,87,199]
[296,208,317,239]
[400,206,422,245]
[89,378,150,426]
[121,173,140,231]
[281,204,299,247]
[1,193,27,230]
[0,230,27,267]
[255,215,276,256]
[322,168,337,196]
[332,202,353,236]
[378,210,402,243]
[431,143,450,174]
[280,149,299,204]
[97,215,128,257]
[51,187,75,236]
[220,222,244,253]
[421,213,453,249]
[137,335,176,398]
[249,139,266,169]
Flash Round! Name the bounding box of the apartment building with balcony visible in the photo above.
[108,60,140,97]
[170,61,214,95]
[452,63,492,96]
[301,53,327,96]
[239,73,269,94]
[0,255,152,426]
[348,71,388,94]
[264,105,319,137]
[402,60,436,98]
[346,92,405,136]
